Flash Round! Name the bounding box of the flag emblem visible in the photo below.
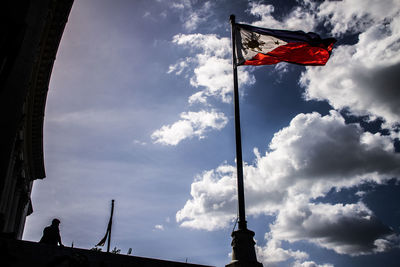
[242,32,267,52]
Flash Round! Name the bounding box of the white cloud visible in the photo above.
[151,110,228,146]
[171,33,230,59]
[355,190,367,198]
[273,62,290,83]
[248,0,400,37]
[247,1,317,32]
[188,91,207,105]
[160,10,167,19]
[190,56,232,103]
[143,11,151,18]
[167,58,191,75]
[159,32,256,145]
[293,261,334,267]
[317,0,400,36]
[177,111,400,227]
[176,164,237,230]
[190,55,255,103]
[274,62,289,74]
[171,3,185,10]
[133,139,147,146]
[246,1,400,126]
[300,1,400,126]
[176,111,400,262]
[170,0,213,31]
[256,238,309,266]
[160,31,257,144]
[184,12,203,32]
[154,224,164,231]
[169,33,255,104]
[270,201,398,256]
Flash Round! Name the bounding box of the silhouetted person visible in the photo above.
[39,218,64,246]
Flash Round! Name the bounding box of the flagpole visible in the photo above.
[226,15,263,267]
[230,15,247,232]
[107,199,114,253]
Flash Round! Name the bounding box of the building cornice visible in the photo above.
[26,0,73,180]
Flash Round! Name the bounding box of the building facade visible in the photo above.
[0,0,74,239]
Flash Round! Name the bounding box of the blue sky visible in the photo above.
[23,1,400,266]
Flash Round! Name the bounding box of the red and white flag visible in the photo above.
[234,23,336,66]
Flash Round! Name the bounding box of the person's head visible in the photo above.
[51,218,60,226]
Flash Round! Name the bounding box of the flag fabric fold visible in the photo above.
[96,200,114,249]
[234,23,336,66]
[96,232,108,247]
[96,216,112,246]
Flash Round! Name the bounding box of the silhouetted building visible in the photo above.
[0,0,73,239]
[1,238,214,267]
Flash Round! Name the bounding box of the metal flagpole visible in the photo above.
[107,199,114,253]
[230,15,247,232]
[226,15,263,267]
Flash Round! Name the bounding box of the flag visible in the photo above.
[234,23,336,66]
[96,200,114,248]
[96,215,112,246]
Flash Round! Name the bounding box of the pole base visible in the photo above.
[226,260,263,267]
[226,229,263,267]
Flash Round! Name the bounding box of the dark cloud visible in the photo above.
[354,63,400,117]
[271,202,399,256]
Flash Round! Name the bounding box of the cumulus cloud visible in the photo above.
[256,238,309,266]
[169,33,255,104]
[177,111,400,262]
[157,33,255,145]
[176,164,237,230]
[270,201,398,256]
[317,0,400,36]
[246,1,400,126]
[170,0,213,31]
[301,0,400,126]
[247,1,317,32]
[151,110,228,146]
[177,111,400,226]
[167,57,192,76]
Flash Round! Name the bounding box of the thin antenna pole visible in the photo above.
[230,15,247,231]
[107,199,114,253]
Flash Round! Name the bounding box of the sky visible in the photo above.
[22,0,400,266]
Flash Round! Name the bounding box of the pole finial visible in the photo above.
[230,14,235,24]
